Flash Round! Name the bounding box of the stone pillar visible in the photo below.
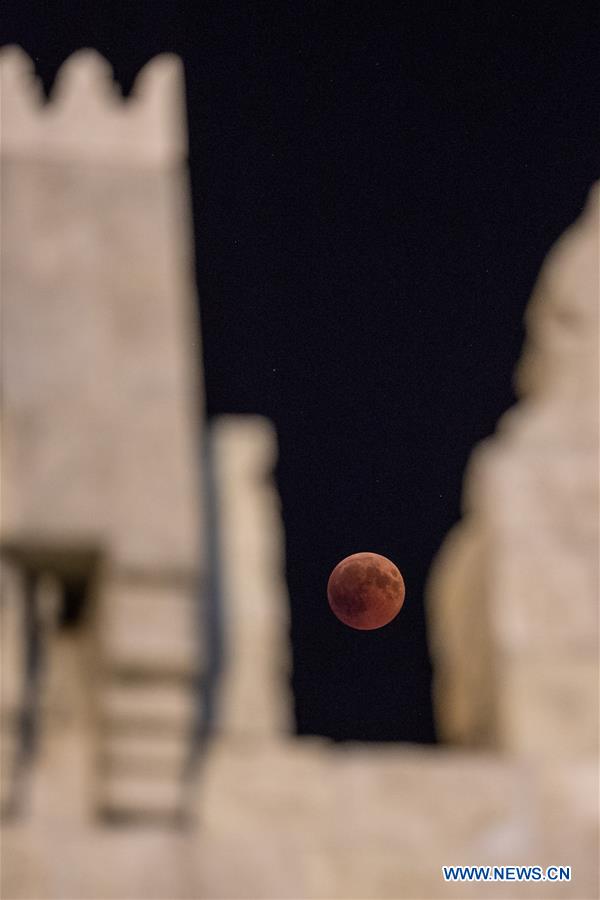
[209,415,293,740]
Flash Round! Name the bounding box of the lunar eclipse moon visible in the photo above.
[327,552,405,630]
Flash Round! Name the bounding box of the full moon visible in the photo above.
[327,552,405,630]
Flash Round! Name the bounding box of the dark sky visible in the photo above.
[2,2,598,743]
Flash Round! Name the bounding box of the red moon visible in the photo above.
[327,552,405,630]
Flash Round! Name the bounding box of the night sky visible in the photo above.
[2,2,598,743]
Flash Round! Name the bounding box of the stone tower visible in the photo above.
[0,46,204,821]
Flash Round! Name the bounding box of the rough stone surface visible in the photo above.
[428,183,599,756]
[1,46,202,572]
[0,46,203,824]
[210,416,293,739]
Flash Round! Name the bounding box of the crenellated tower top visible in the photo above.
[0,45,187,166]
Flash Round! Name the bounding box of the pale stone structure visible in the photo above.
[1,45,203,822]
[428,183,599,757]
[209,417,293,740]
[1,45,598,900]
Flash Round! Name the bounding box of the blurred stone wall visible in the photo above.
[1,45,202,570]
[428,183,599,757]
[0,46,204,823]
